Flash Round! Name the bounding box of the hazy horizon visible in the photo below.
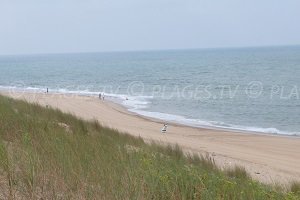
[1,0,300,55]
[1,44,300,57]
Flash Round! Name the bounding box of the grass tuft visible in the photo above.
[291,182,300,194]
[226,166,250,179]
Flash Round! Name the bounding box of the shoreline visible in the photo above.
[117,99,300,140]
[1,87,298,137]
[1,90,300,185]
[125,106,300,139]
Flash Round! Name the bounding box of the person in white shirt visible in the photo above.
[161,124,168,133]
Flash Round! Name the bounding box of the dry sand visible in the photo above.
[1,91,300,186]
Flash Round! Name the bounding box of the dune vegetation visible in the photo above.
[0,95,299,199]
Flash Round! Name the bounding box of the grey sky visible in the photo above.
[1,0,300,55]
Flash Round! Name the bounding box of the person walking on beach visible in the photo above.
[46,88,48,93]
[99,93,102,99]
[161,123,168,133]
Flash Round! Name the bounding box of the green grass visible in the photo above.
[225,166,250,180]
[0,95,299,199]
[291,182,300,195]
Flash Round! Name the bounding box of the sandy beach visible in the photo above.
[1,91,300,185]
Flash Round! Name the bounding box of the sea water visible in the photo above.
[1,46,300,135]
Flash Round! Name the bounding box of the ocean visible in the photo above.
[1,46,300,135]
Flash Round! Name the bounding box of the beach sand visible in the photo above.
[1,91,300,185]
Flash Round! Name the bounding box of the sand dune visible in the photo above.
[2,91,300,185]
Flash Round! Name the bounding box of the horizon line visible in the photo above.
[1,44,300,57]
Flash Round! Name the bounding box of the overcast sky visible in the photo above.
[1,0,300,55]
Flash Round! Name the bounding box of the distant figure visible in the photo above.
[46,88,48,93]
[99,93,102,99]
[161,124,168,133]
[102,94,105,100]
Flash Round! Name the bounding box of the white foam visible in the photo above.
[126,108,300,136]
[0,85,299,136]
[121,97,151,109]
